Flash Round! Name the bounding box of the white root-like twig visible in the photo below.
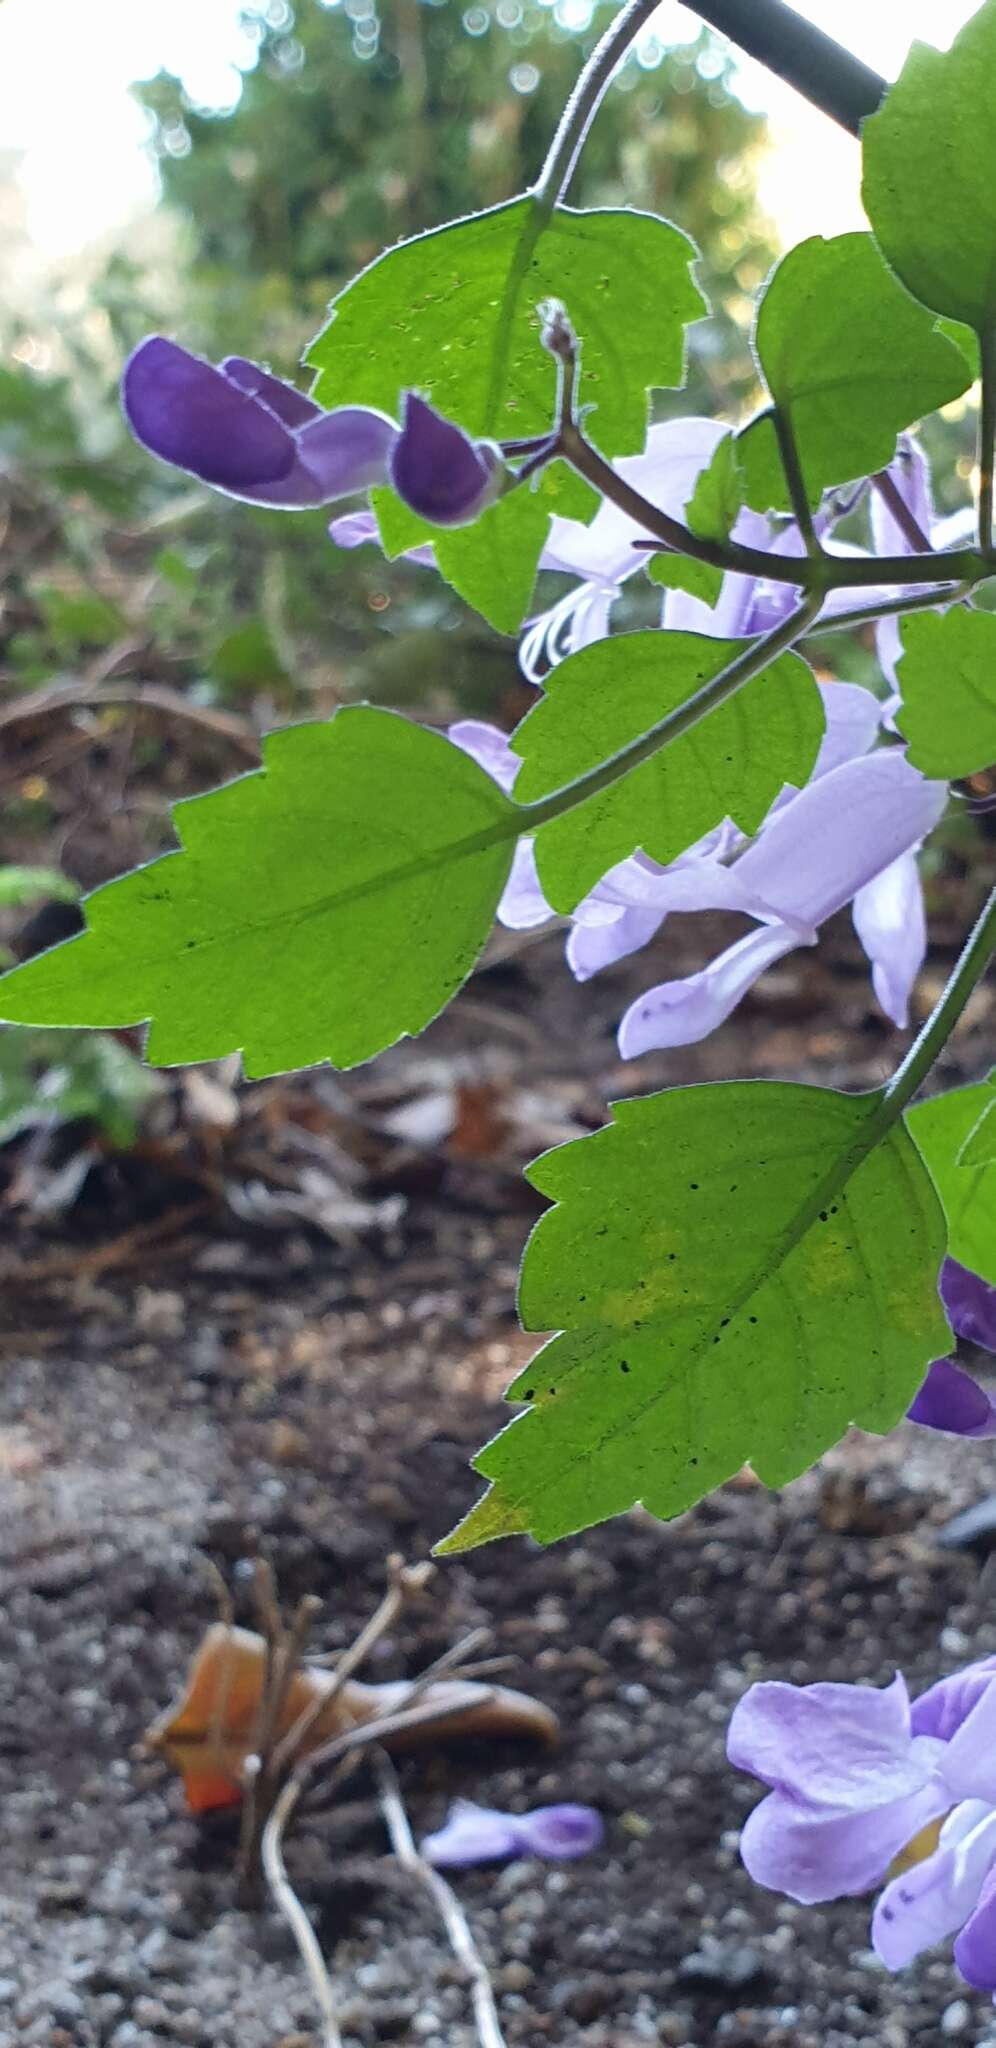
[260,1792,344,2048]
[373,1750,508,2048]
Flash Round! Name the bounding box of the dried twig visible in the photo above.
[272,1555,433,1773]
[238,1574,321,1895]
[373,1750,508,2048]
[260,1795,345,2048]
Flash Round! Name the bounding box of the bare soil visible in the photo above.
[3,909,996,2048]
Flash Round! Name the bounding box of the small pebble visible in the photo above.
[942,2000,972,2036]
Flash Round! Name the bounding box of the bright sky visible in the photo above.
[0,0,982,261]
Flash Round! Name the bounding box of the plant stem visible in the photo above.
[979,328,996,553]
[810,586,963,637]
[564,421,986,592]
[519,595,821,832]
[374,1752,508,2048]
[691,0,885,136]
[771,406,821,557]
[871,468,933,555]
[532,0,662,211]
[879,886,996,1124]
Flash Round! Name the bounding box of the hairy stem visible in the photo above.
[519,594,821,831]
[880,887,996,1124]
[690,0,885,136]
[532,0,663,211]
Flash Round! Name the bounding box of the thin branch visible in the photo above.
[532,0,663,211]
[871,469,933,555]
[0,677,261,764]
[261,1787,345,2048]
[691,0,885,137]
[272,1556,433,1774]
[374,1751,508,2048]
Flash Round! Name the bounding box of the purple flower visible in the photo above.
[728,1661,996,1989]
[421,1798,602,1869]
[616,748,947,1057]
[520,418,738,678]
[908,1259,996,1438]
[122,337,502,526]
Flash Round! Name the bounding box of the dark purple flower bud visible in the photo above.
[907,1356,996,1438]
[941,1258,996,1352]
[122,336,398,509]
[389,392,503,528]
[421,1798,602,1869]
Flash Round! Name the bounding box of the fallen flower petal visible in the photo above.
[421,1798,602,1868]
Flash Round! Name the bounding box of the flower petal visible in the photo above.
[330,508,437,565]
[449,719,521,795]
[421,1800,524,1868]
[497,840,554,930]
[954,1850,996,1990]
[123,336,295,491]
[908,1357,996,1439]
[852,848,927,1028]
[728,1676,924,1805]
[567,902,668,980]
[912,1660,996,1744]
[941,1259,996,1352]
[733,750,947,933]
[617,923,801,1057]
[514,1805,603,1859]
[221,355,323,429]
[290,407,398,503]
[874,1803,996,1972]
[740,1778,950,1906]
[390,393,500,527]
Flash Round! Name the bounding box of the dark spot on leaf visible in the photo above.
[619,1360,630,1374]
[522,1388,534,1400]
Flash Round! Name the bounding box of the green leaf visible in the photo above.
[511,631,823,912]
[646,553,724,606]
[685,430,742,544]
[736,235,972,512]
[908,1073,996,1285]
[307,197,705,631]
[895,608,996,778]
[438,1081,949,1550]
[862,2,996,329]
[0,711,520,1079]
[958,1096,996,1168]
[376,483,553,639]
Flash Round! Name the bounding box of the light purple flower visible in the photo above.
[617,748,947,1057]
[908,1259,996,1438]
[421,1799,602,1869]
[122,337,502,526]
[519,418,736,678]
[729,1661,996,1987]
